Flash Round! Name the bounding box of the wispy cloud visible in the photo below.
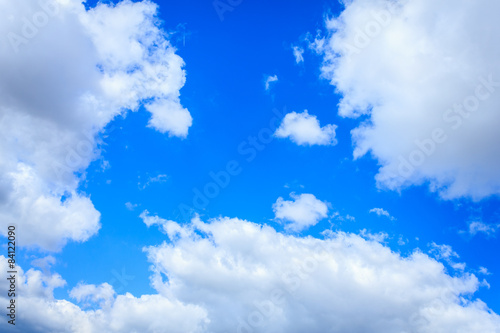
[138,174,168,190]
[292,45,304,64]
[467,221,500,237]
[369,208,396,221]
[264,74,278,90]
[125,202,138,211]
[429,242,466,271]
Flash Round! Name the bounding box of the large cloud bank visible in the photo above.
[1,216,498,332]
[313,0,500,200]
[0,0,191,250]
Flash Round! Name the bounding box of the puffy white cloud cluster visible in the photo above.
[0,256,208,333]
[313,0,500,199]
[274,110,338,146]
[273,193,329,231]
[2,216,499,332]
[0,0,191,250]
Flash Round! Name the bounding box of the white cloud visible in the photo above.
[429,243,459,261]
[265,74,278,90]
[139,173,168,190]
[30,255,56,273]
[274,110,338,146]
[0,256,208,333]
[359,228,389,243]
[0,0,191,250]
[140,209,169,228]
[292,45,304,64]
[369,207,396,221]
[125,202,138,211]
[397,236,407,246]
[313,0,500,200]
[429,243,466,271]
[139,209,190,239]
[2,216,500,332]
[332,211,356,222]
[273,193,329,232]
[467,221,500,237]
[146,99,192,138]
[70,282,115,308]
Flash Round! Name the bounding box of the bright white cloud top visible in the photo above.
[274,110,338,146]
[0,0,191,250]
[1,216,499,332]
[273,193,329,231]
[313,0,500,200]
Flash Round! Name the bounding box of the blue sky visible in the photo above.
[1,0,500,332]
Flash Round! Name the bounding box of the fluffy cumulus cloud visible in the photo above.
[313,0,500,200]
[0,256,208,333]
[274,110,338,146]
[3,216,500,332]
[273,193,329,232]
[0,0,191,250]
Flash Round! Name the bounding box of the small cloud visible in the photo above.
[283,182,305,190]
[478,267,491,275]
[70,283,115,309]
[369,208,396,221]
[429,243,458,260]
[125,202,138,211]
[331,211,355,222]
[139,210,189,240]
[359,229,388,243]
[273,193,329,232]
[264,74,278,91]
[467,221,500,237]
[429,242,465,271]
[480,279,491,289]
[292,45,304,64]
[274,110,337,146]
[140,209,168,229]
[450,262,466,271]
[138,173,168,190]
[100,160,110,171]
[31,255,56,274]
